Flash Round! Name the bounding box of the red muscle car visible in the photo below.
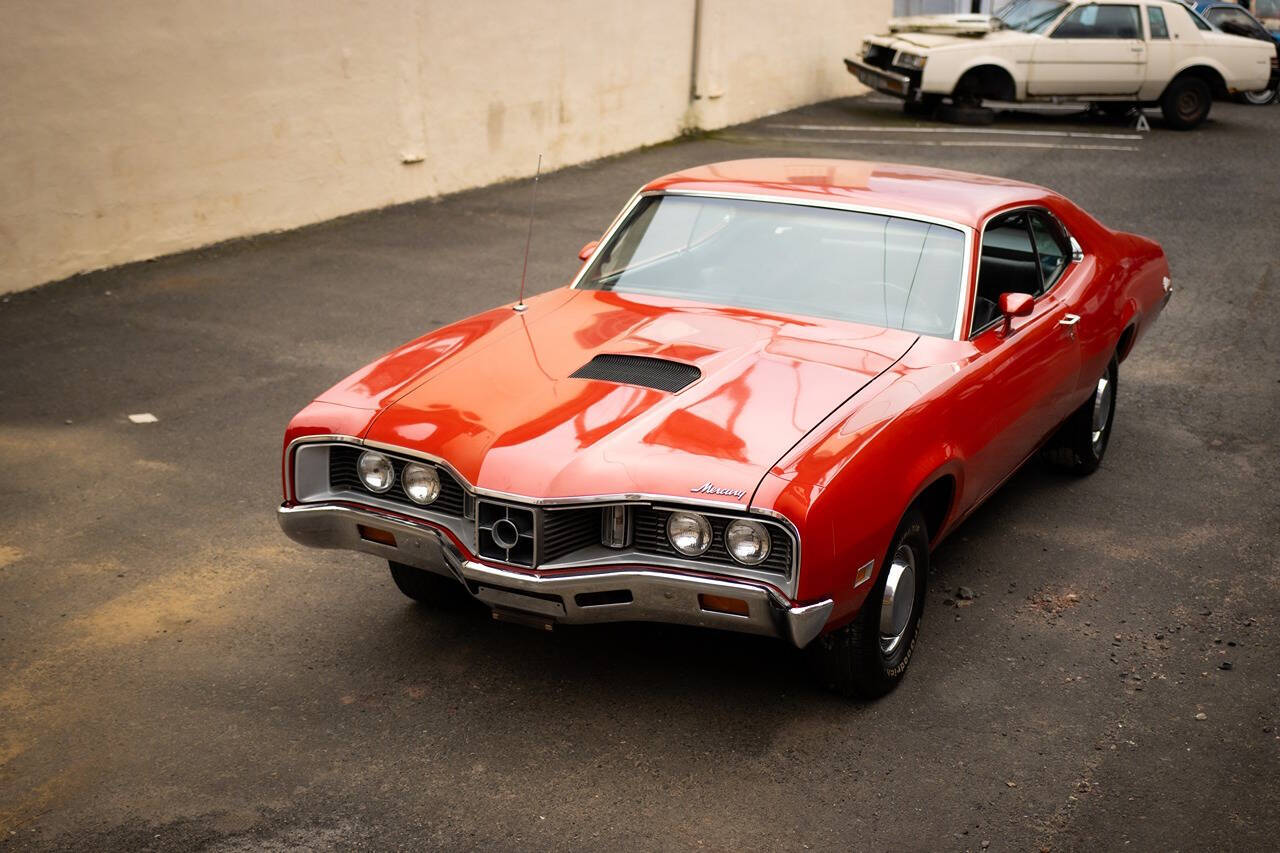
[279,159,1171,698]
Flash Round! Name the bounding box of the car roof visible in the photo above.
[642,159,1064,230]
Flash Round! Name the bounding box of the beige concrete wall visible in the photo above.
[0,0,888,294]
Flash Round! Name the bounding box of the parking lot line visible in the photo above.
[768,123,1143,140]
[726,134,1140,152]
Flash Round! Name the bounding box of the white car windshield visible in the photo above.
[577,194,966,338]
[997,0,1070,32]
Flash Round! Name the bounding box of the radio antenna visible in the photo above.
[514,153,543,313]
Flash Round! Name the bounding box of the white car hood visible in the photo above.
[887,13,999,35]
[877,28,1039,51]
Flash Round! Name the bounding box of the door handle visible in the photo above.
[1059,314,1080,327]
[1131,46,1145,52]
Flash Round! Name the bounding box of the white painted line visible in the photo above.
[768,123,1142,140]
[128,413,159,424]
[724,134,1139,152]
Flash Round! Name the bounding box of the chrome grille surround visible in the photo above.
[287,435,800,597]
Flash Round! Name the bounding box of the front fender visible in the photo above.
[921,53,1025,97]
[755,362,964,629]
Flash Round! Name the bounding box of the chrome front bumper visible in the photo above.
[844,57,912,99]
[278,503,833,648]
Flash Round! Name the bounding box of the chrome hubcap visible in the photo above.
[1091,374,1112,454]
[879,544,916,656]
[1177,91,1200,119]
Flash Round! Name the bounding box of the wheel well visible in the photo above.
[1116,323,1137,362]
[911,476,956,543]
[954,65,1016,102]
[1170,65,1229,100]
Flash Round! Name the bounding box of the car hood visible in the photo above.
[875,28,1037,50]
[362,289,917,503]
[887,13,998,35]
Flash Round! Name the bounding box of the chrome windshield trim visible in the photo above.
[568,188,975,341]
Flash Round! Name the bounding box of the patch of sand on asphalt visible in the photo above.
[0,542,297,831]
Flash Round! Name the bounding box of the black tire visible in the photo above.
[1160,76,1212,130]
[903,94,942,117]
[807,508,929,699]
[389,561,473,607]
[1043,358,1117,475]
[936,102,995,126]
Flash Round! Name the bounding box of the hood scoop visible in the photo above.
[570,353,701,393]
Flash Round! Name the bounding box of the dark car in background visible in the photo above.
[1194,0,1280,102]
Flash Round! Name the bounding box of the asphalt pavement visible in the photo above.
[2,95,1278,851]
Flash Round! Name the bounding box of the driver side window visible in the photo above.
[972,212,1039,335]
[970,210,1074,336]
[1052,3,1142,38]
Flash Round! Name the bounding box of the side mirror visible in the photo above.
[998,292,1034,337]
[578,240,600,262]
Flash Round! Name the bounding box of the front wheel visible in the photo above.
[807,509,929,699]
[1043,358,1117,475]
[903,94,942,117]
[1160,76,1212,130]
[936,101,995,126]
[389,561,474,607]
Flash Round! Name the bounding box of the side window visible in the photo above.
[972,212,1040,335]
[1147,6,1169,38]
[1181,5,1213,31]
[1029,213,1072,292]
[1053,3,1142,38]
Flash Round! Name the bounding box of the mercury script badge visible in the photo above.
[690,482,746,500]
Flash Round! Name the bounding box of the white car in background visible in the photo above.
[845,0,1274,128]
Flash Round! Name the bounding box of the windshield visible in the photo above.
[577,194,967,338]
[996,0,1069,32]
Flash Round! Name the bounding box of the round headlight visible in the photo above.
[725,519,771,566]
[401,462,441,505]
[666,511,712,557]
[356,451,395,493]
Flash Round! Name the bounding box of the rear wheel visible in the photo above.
[1043,358,1117,475]
[1240,86,1277,106]
[807,509,929,699]
[1160,76,1212,130]
[389,561,473,607]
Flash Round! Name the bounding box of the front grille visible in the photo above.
[863,44,896,70]
[633,508,793,576]
[476,500,536,566]
[328,445,466,516]
[540,507,603,563]
[570,354,701,393]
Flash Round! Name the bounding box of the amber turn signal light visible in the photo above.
[357,525,397,547]
[698,593,750,616]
